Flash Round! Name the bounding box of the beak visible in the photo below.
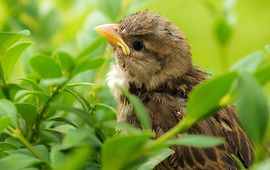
[95,24,130,55]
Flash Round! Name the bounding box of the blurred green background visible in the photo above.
[1,0,270,92]
[147,0,270,72]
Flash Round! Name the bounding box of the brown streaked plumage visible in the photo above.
[96,11,254,169]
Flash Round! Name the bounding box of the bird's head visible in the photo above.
[95,11,192,89]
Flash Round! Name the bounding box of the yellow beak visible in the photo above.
[95,24,130,55]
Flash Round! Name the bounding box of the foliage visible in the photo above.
[0,0,270,170]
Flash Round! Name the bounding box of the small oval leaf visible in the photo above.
[30,55,62,78]
[1,42,32,80]
[16,103,37,129]
[138,148,174,170]
[102,133,150,170]
[55,51,75,72]
[0,99,17,126]
[235,73,270,144]
[231,51,265,73]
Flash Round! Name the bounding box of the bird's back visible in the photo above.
[117,67,254,170]
[154,106,253,170]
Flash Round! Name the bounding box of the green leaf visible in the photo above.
[98,0,122,20]
[167,135,223,148]
[119,87,151,130]
[1,42,32,80]
[235,73,269,144]
[77,37,104,59]
[0,116,11,133]
[5,145,49,163]
[39,130,60,143]
[101,133,150,170]
[5,137,22,148]
[0,30,30,55]
[103,121,140,134]
[15,90,50,103]
[0,154,42,170]
[20,167,39,170]
[20,78,44,92]
[95,103,117,115]
[214,18,233,46]
[29,54,62,78]
[62,128,101,148]
[232,155,246,170]
[0,99,17,126]
[49,124,75,134]
[0,142,18,150]
[35,145,50,163]
[55,51,75,72]
[54,106,94,126]
[185,72,237,123]
[231,51,265,73]
[137,148,174,170]
[5,84,24,101]
[253,63,270,85]
[51,146,91,170]
[64,87,91,112]
[72,57,105,76]
[16,103,37,130]
[86,162,100,170]
[40,77,68,87]
[66,82,94,88]
[49,117,78,127]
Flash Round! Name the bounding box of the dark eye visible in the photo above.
[132,39,144,51]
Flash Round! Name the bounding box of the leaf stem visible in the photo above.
[9,127,52,169]
[30,80,68,142]
[148,118,193,150]
[12,128,42,158]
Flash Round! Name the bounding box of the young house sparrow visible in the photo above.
[95,11,253,170]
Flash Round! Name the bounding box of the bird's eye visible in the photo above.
[132,39,144,51]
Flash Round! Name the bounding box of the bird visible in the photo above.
[95,11,254,170]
